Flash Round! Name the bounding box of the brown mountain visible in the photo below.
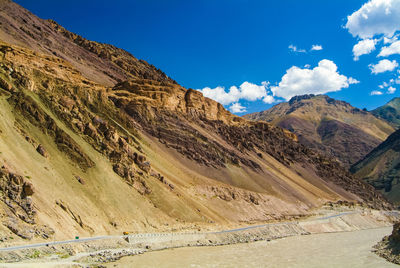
[351,129,400,205]
[0,0,390,241]
[244,94,395,168]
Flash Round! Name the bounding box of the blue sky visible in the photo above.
[15,0,400,114]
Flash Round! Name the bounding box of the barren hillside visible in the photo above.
[0,0,390,243]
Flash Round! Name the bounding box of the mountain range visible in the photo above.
[0,0,390,241]
[244,94,395,168]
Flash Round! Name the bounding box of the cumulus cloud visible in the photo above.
[198,81,276,107]
[353,39,377,60]
[345,0,400,39]
[288,44,306,53]
[388,86,396,93]
[379,40,400,56]
[229,103,246,113]
[199,86,240,105]
[231,81,268,102]
[311,44,323,51]
[270,59,359,101]
[371,90,383,95]
[263,95,276,104]
[369,59,398,74]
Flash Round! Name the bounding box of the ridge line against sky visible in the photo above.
[14,0,400,114]
[198,0,400,114]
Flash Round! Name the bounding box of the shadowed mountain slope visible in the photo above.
[351,129,400,205]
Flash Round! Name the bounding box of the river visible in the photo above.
[109,227,397,268]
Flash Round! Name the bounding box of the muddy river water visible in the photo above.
[110,227,397,268]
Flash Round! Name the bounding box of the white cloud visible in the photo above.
[231,81,267,102]
[379,40,400,56]
[311,44,323,51]
[198,81,276,106]
[199,86,240,105]
[348,77,360,84]
[369,59,398,74]
[384,35,399,43]
[388,86,396,93]
[352,39,377,60]
[371,90,383,95]
[270,59,359,101]
[379,81,389,88]
[263,95,276,104]
[378,78,397,88]
[345,0,400,39]
[288,44,306,53]
[229,103,246,113]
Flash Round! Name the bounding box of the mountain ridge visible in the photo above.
[244,94,395,167]
[372,97,400,129]
[0,0,175,86]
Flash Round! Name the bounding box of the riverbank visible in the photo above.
[111,227,397,268]
[0,208,397,267]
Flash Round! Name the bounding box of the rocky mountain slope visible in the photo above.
[244,94,395,168]
[351,129,400,205]
[0,0,390,242]
[0,0,174,87]
[372,97,400,129]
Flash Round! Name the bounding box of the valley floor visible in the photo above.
[113,227,396,268]
[0,207,397,267]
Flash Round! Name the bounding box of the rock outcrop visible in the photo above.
[374,221,400,264]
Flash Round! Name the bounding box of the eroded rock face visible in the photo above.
[0,165,53,239]
[107,79,392,210]
[10,92,95,171]
[0,165,36,223]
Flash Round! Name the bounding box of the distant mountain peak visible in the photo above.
[244,95,395,167]
[372,97,400,128]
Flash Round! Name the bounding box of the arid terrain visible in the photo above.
[0,0,398,267]
[0,0,391,244]
[351,129,400,205]
[244,94,395,168]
